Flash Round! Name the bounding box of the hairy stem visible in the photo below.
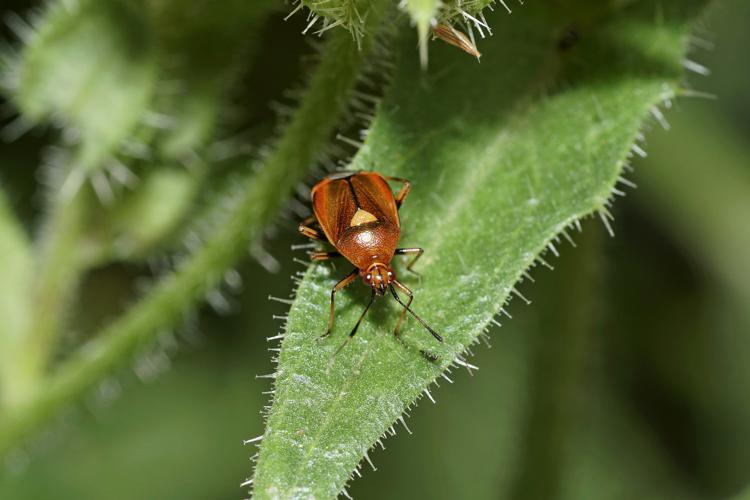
[510,224,602,499]
[0,2,389,455]
[0,190,33,407]
[4,186,94,407]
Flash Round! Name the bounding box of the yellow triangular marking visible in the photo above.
[350,208,378,227]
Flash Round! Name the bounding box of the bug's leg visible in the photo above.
[298,215,325,242]
[392,282,413,338]
[395,247,424,276]
[391,280,443,342]
[319,269,359,339]
[390,282,442,361]
[383,176,412,209]
[331,289,377,360]
[310,251,342,261]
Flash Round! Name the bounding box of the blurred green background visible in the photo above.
[1,1,749,499]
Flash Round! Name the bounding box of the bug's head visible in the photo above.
[362,263,394,295]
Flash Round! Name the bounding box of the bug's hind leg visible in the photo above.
[395,247,424,277]
[298,215,325,241]
[391,280,443,342]
[383,176,411,209]
[310,251,342,261]
[319,269,358,339]
[389,283,441,363]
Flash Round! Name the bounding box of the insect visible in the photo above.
[299,171,443,356]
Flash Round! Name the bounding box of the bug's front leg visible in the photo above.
[320,269,359,339]
[298,215,325,241]
[391,280,443,342]
[395,247,424,276]
[392,282,414,338]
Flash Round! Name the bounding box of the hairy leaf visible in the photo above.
[253,0,709,497]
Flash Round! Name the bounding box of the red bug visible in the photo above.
[299,171,443,355]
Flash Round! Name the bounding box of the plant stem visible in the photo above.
[0,190,33,407]
[3,186,94,408]
[0,12,385,455]
[510,224,603,500]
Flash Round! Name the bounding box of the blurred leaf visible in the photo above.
[90,168,197,262]
[624,104,750,494]
[637,105,750,307]
[734,484,750,500]
[253,1,710,497]
[4,0,156,171]
[695,0,750,131]
[83,1,282,264]
[559,388,701,500]
[147,0,280,159]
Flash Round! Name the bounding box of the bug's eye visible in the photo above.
[366,274,371,280]
[387,271,393,277]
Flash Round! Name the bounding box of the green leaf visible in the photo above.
[5,0,156,171]
[253,0,710,497]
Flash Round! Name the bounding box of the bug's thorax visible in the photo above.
[360,262,395,295]
[335,220,398,268]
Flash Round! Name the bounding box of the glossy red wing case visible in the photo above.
[311,172,400,245]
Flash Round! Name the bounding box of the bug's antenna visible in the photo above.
[390,285,443,342]
[329,290,377,367]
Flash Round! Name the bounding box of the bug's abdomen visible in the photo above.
[336,222,399,270]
